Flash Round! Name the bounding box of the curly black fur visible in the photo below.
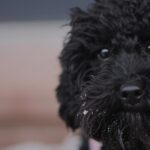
[57,0,150,149]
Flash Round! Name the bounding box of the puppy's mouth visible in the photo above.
[120,100,150,114]
[122,102,144,112]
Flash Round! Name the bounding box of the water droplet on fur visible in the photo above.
[107,127,111,132]
[80,92,87,100]
[84,92,87,98]
[98,113,102,116]
[80,95,84,100]
[90,75,95,79]
[83,110,88,115]
[82,102,86,107]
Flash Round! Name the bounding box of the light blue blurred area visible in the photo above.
[0,0,93,22]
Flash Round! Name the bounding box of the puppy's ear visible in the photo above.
[56,70,79,129]
[56,39,83,129]
[57,7,92,130]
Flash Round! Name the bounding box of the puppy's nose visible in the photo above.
[119,84,143,105]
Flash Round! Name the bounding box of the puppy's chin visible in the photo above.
[81,109,150,143]
[120,101,150,130]
[77,94,150,144]
[122,112,144,127]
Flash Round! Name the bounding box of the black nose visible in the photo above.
[120,84,143,105]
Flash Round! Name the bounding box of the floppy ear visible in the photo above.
[56,69,80,129]
[56,39,83,129]
[56,8,92,129]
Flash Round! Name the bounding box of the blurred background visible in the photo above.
[0,0,92,150]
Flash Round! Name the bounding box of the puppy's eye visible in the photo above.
[98,48,111,59]
[145,45,150,54]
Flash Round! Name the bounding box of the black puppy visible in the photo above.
[57,0,150,149]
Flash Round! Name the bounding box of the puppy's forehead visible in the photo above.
[95,0,150,39]
[112,33,138,45]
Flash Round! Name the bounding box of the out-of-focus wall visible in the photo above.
[0,21,69,147]
[0,0,93,148]
[0,0,92,21]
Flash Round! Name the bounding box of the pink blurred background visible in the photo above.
[0,1,92,149]
[0,21,69,148]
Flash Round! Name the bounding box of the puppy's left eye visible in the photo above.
[145,45,150,54]
[98,48,111,59]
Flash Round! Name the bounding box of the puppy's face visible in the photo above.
[77,37,150,141]
[57,0,150,147]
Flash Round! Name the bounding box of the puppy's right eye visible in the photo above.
[98,48,111,59]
